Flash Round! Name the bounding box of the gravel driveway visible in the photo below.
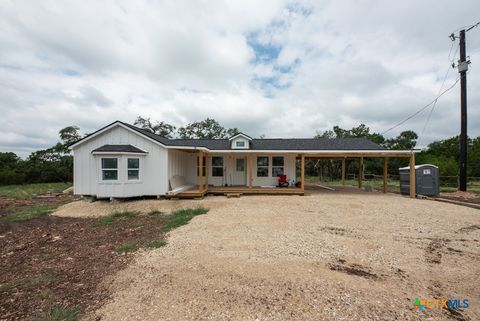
[80,191,479,321]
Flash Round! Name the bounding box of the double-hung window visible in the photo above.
[272,157,284,177]
[211,156,224,177]
[127,158,140,180]
[257,156,269,177]
[101,158,118,180]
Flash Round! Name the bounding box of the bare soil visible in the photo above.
[84,190,479,321]
[0,199,168,321]
[440,191,480,205]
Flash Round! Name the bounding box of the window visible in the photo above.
[197,156,206,177]
[101,158,118,180]
[212,156,224,177]
[127,158,140,180]
[235,141,245,148]
[257,156,269,177]
[272,156,284,177]
[236,158,245,171]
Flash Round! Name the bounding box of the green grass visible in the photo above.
[1,204,58,222]
[0,273,55,292]
[161,207,209,232]
[33,306,80,321]
[0,182,71,199]
[95,210,140,226]
[115,242,140,253]
[147,210,163,216]
[146,239,167,249]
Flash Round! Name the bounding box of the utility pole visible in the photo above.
[459,29,467,191]
[450,22,478,191]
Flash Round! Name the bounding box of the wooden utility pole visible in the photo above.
[459,29,468,191]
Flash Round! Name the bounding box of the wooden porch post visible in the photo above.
[409,153,416,198]
[248,154,253,189]
[198,151,203,192]
[205,154,209,191]
[301,154,305,191]
[358,157,363,188]
[383,157,388,193]
[341,157,346,185]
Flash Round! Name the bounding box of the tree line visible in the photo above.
[0,117,479,185]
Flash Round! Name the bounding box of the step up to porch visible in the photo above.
[225,193,242,198]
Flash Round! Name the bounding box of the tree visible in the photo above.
[178,118,227,139]
[134,116,176,138]
[384,130,418,150]
[226,127,240,137]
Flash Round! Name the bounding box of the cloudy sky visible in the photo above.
[1,0,479,157]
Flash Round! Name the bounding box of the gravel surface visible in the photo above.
[79,192,479,321]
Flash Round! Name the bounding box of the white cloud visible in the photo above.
[0,0,479,158]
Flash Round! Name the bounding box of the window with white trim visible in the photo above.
[212,156,224,177]
[101,158,118,180]
[272,156,284,177]
[257,156,269,177]
[127,158,140,180]
[236,141,245,148]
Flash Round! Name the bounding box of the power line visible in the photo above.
[381,75,461,135]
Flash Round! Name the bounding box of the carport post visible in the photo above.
[358,157,363,188]
[205,154,209,191]
[301,154,305,191]
[248,154,253,189]
[383,157,388,193]
[198,151,204,192]
[341,158,346,185]
[409,153,416,198]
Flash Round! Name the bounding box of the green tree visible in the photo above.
[178,118,230,139]
[134,116,177,138]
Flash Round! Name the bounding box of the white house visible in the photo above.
[70,121,418,199]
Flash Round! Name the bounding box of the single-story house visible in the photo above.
[70,121,418,199]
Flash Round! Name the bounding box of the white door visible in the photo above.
[233,157,246,186]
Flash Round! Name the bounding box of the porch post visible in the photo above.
[409,153,416,198]
[383,157,388,193]
[198,151,203,192]
[301,154,305,191]
[358,156,363,189]
[248,154,253,189]
[341,157,346,185]
[205,154,209,191]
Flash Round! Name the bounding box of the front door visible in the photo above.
[233,157,246,186]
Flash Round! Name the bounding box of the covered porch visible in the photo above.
[166,149,417,199]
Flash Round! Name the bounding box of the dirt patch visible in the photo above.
[328,258,379,280]
[0,194,76,219]
[425,238,450,264]
[440,191,480,205]
[457,224,480,233]
[0,211,168,320]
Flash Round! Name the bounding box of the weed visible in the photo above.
[115,242,139,253]
[0,183,71,199]
[161,207,208,232]
[33,306,80,321]
[146,239,167,249]
[1,204,57,222]
[95,211,140,226]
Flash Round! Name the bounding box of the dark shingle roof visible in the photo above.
[92,144,147,153]
[75,121,384,151]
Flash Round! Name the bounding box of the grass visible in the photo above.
[95,210,140,226]
[115,242,140,253]
[161,207,209,232]
[1,204,58,222]
[33,306,80,321]
[0,182,71,199]
[147,210,163,216]
[0,274,55,292]
[146,239,168,249]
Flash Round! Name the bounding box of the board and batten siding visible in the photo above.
[73,125,169,198]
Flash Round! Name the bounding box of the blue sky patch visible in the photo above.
[63,69,81,77]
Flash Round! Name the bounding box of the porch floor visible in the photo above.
[166,185,304,198]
